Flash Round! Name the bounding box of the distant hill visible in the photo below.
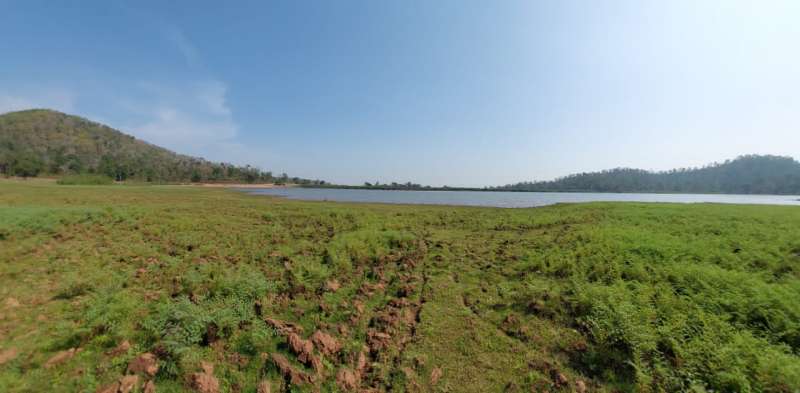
[495,155,800,195]
[0,109,321,184]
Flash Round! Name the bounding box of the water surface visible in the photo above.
[242,188,800,208]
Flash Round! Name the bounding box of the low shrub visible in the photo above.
[57,174,114,185]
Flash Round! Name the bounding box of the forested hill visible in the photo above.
[0,109,321,184]
[495,155,800,194]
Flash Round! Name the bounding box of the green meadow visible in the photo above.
[0,180,798,392]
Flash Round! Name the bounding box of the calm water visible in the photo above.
[242,188,800,208]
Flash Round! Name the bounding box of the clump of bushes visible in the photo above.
[57,174,114,185]
[570,281,800,391]
[136,265,275,376]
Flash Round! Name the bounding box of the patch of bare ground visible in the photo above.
[191,362,220,393]
[354,240,430,391]
[260,239,431,392]
[0,347,19,365]
[44,348,81,369]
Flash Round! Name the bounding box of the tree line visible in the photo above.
[313,155,800,195]
[493,155,800,195]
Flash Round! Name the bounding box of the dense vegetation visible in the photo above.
[496,155,800,194]
[1,179,798,392]
[0,109,322,184]
[56,174,114,186]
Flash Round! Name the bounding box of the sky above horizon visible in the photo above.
[2,1,800,186]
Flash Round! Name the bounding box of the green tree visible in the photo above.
[11,153,44,178]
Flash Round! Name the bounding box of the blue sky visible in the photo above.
[2,1,799,186]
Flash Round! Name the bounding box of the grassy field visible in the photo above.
[0,180,799,392]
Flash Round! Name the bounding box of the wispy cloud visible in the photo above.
[0,25,272,171]
[117,27,267,166]
[0,89,75,114]
[133,104,237,146]
[195,80,231,116]
[122,80,267,167]
[166,27,199,68]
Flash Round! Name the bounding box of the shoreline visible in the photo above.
[192,183,297,189]
[296,184,800,197]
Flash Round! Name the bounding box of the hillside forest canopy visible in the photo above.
[493,155,800,195]
[0,109,323,184]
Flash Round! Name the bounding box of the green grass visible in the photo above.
[0,180,799,392]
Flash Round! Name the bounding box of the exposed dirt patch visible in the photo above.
[127,353,159,377]
[118,375,140,393]
[325,279,341,292]
[0,347,18,365]
[98,375,144,393]
[44,348,80,369]
[3,297,20,308]
[264,318,304,335]
[96,381,121,393]
[366,331,392,353]
[287,332,315,364]
[336,368,359,391]
[106,340,131,357]
[311,330,341,357]
[271,353,312,387]
[430,367,443,385]
[552,370,568,387]
[191,362,220,393]
[256,380,272,393]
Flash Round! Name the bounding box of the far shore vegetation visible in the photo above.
[312,155,800,195]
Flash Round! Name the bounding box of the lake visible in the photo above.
[241,187,800,208]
